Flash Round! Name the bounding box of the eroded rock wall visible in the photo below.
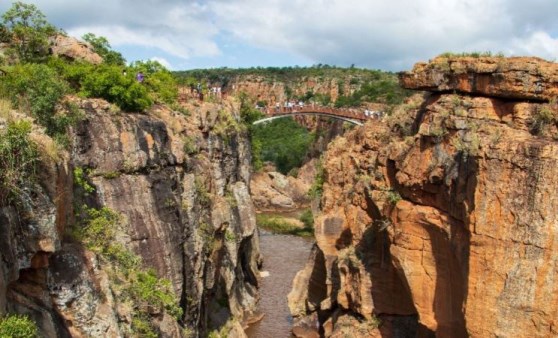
[0,98,260,337]
[290,57,558,337]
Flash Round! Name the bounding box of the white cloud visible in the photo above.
[2,0,558,70]
[208,0,558,69]
[150,56,173,70]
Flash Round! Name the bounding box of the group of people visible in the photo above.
[188,83,224,101]
[363,109,383,119]
[271,101,306,110]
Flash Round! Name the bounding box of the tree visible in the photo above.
[1,1,57,62]
[82,33,126,65]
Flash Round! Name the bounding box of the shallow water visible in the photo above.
[245,230,314,338]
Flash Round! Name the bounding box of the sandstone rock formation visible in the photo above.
[49,35,103,64]
[0,97,260,337]
[400,56,558,101]
[250,159,316,211]
[289,57,558,337]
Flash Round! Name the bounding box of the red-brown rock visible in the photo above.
[400,56,558,101]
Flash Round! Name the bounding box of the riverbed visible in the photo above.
[245,230,314,338]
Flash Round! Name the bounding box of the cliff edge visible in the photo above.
[289,56,558,337]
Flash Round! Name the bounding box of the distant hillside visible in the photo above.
[174,66,412,109]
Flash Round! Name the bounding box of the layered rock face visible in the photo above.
[225,75,356,105]
[289,57,558,337]
[1,98,260,337]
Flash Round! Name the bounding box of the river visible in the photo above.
[245,230,314,338]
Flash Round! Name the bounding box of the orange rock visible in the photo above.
[400,56,558,101]
[292,57,558,337]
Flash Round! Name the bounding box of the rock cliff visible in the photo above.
[0,98,260,337]
[289,56,558,337]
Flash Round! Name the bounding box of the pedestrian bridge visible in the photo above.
[252,106,371,126]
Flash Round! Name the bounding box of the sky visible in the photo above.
[1,0,558,71]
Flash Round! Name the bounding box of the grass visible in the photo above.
[0,314,38,338]
[256,209,314,237]
[438,51,505,58]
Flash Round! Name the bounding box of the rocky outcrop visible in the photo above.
[49,35,103,64]
[290,57,558,337]
[0,97,260,337]
[250,159,316,211]
[400,56,558,101]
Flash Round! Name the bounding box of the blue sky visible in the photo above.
[1,0,558,71]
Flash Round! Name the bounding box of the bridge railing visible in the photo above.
[264,105,381,121]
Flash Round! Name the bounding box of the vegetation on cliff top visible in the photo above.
[0,2,179,144]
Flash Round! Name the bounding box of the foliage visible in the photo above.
[129,269,183,318]
[80,64,152,111]
[0,63,82,139]
[256,214,313,237]
[386,189,402,205]
[1,1,57,62]
[130,60,178,104]
[335,78,411,107]
[238,92,264,125]
[0,314,38,338]
[250,138,263,171]
[194,177,211,206]
[82,33,125,66]
[308,159,325,199]
[73,167,95,194]
[0,120,38,205]
[438,51,504,58]
[250,118,313,174]
[175,65,385,86]
[73,206,121,253]
[182,136,198,155]
[299,209,314,229]
[213,109,244,142]
[531,101,558,135]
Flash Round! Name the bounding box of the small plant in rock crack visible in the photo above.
[386,190,402,205]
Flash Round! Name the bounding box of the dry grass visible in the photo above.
[29,131,65,165]
[0,99,13,121]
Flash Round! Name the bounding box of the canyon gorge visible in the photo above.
[1,19,558,338]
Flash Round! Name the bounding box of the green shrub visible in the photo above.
[0,63,76,138]
[250,118,313,174]
[82,33,126,66]
[0,314,38,338]
[73,167,95,194]
[0,120,39,205]
[130,60,178,104]
[532,103,558,135]
[130,269,183,319]
[80,64,152,111]
[299,209,314,229]
[308,159,325,199]
[75,206,120,253]
[387,190,402,204]
[1,1,57,63]
[256,214,313,237]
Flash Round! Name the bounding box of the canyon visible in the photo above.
[1,46,558,338]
